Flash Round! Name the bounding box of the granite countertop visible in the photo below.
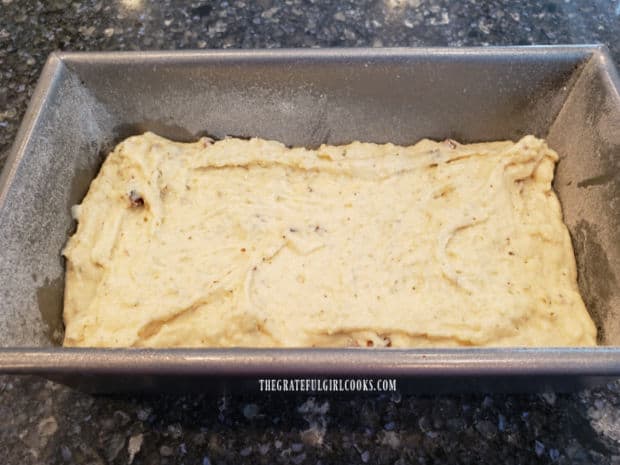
[1,1,620,464]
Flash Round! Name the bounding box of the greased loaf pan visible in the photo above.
[0,46,618,393]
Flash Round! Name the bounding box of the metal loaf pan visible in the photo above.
[0,46,618,393]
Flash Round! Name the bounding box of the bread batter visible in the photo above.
[62,132,597,347]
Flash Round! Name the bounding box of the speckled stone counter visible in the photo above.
[1,1,619,464]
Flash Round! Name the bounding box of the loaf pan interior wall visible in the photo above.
[547,50,620,346]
